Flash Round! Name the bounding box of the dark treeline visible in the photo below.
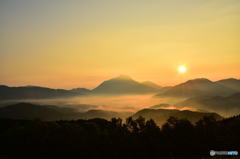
[0,115,240,159]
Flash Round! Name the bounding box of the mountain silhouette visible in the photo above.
[156,78,237,97]
[0,103,132,121]
[70,88,91,94]
[216,78,240,91]
[0,102,223,125]
[1,77,239,98]
[0,103,80,120]
[175,92,240,116]
[149,103,170,109]
[92,75,161,94]
[132,108,223,126]
[0,85,82,100]
[141,81,162,89]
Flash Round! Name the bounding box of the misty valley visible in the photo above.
[1,76,240,119]
[1,1,240,158]
[0,76,240,158]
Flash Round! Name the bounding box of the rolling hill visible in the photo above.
[0,103,133,121]
[0,103,79,120]
[141,81,162,89]
[70,88,92,94]
[0,85,82,100]
[156,78,237,97]
[132,108,223,126]
[175,93,240,117]
[216,78,240,91]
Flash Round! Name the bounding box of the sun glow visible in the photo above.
[178,65,187,73]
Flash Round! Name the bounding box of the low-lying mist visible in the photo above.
[0,94,186,112]
[1,94,238,117]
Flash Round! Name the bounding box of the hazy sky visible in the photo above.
[1,0,240,89]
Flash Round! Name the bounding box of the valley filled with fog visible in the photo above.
[1,77,240,121]
[0,94,185,112]
[1,93,239,118]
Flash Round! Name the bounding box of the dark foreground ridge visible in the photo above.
[1,115,240,159]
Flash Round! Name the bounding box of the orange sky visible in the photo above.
[1,0,240,89]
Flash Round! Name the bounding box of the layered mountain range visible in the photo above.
[0,103,223,126]
[132,108,223,126]
[0,76,239,99]
[175,93,240,116]
[156,78,239,97]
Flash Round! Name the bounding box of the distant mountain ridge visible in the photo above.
[175,92,240,117]
[0,103,133,121]
[0,85,82,100]
[0,103,79,120]
[156,78,238,97]
[70,88,91,94]
[216,78,240,91]
[141,81,162,89]
[1,77,239,99]
[0,75,163,99]
[92,75,161,94]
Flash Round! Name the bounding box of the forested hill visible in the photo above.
[0,115,239,159]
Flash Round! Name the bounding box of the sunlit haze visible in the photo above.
[1,0,240,89]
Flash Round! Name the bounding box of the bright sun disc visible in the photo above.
[178,65,187,73]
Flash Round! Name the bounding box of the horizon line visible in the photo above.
[1,76,239,90]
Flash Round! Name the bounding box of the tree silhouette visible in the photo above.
[0,115,240,159]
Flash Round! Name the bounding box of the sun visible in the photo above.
[178,65,187,73]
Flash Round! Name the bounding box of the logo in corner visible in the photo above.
[210,150,215,156]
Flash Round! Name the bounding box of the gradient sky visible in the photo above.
[1,0,240,89]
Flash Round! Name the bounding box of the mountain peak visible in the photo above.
[142,81,155,84]
[184,78,213,85]
[142,81,162,89]
[216,78,240,91]
[92,75,159,94]
[157,77,236,97]
[113,75,133,80]
[217,78,239,82]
